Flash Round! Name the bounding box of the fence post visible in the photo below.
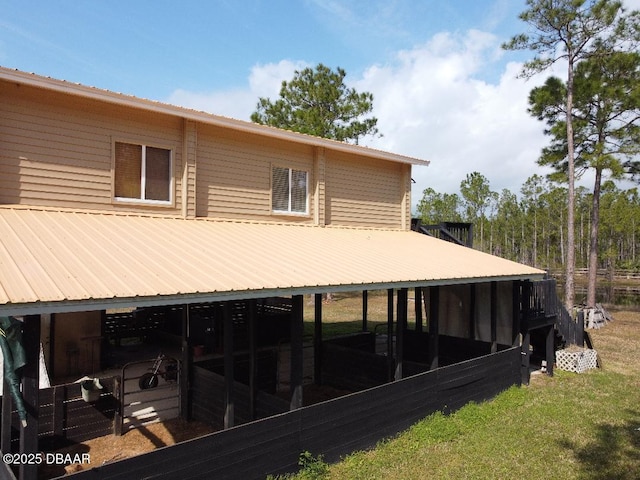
[490,282,497,353]
[521,281,531,385]
[1,380,12,454]
[290,295,304,410]
[314,294,323,387]
[577,310,585,347]
[20,314,40,480]
[52,385,64,438]
[113,376,122,436]
[180,306,191,422]
[428,286,439,371]
[395,288,407,381]
[387,289,394,381]
[545,325,554,377]
[223,302,235,428]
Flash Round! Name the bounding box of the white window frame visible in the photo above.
[271,166,309,215]
[113,140,174,206]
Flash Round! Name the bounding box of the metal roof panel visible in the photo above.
[0,207,545,314]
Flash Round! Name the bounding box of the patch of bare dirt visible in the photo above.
[39,383,347,478]
[38,418,216,479]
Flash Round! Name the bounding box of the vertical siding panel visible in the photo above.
[402,164,411,230]
[182,120,197,218]
[313,147,326,226]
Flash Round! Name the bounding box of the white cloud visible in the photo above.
[165,59,308,119]
[247,60,310,98]
[165,30,579,209]
[355,31,566,204]
[624,0,640,9]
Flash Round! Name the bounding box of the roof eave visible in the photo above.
[0,273,545,317]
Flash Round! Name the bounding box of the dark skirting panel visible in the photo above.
[63,347,521,480]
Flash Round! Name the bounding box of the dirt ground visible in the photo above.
[38,418,216,479]
[37,383,350,479]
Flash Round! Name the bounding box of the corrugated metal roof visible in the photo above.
[0,207,545,315]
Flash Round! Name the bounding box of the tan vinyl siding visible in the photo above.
[1,73,417,228]
[325,152,404,228]
[0,82,183,214]
[196,125,315,222]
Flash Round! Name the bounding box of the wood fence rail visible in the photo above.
[2,376,120,454]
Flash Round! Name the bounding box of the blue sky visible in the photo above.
[1,1,527,96]
[2,0,639,205]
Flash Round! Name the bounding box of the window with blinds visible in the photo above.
[272,166,308,214]
[114,142,172,204]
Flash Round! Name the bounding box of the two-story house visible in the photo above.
[0,67,546,480]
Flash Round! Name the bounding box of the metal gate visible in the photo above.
[120,355,181,433]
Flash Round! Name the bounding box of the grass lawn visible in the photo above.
[288,298,640,480]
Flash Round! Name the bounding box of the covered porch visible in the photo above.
[0,207,545,479]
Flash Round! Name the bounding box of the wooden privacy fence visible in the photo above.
[63,347,521,480]
[2,376,120,453]
[190,349,286,428]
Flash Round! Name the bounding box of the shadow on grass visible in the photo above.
[558,410,640,480]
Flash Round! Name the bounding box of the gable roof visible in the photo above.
[0,67,429,167]
[0,207,545,315]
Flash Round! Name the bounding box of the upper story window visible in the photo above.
[272,166,308,215]
[114,141,172,204]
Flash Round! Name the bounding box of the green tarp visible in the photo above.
[0,316,27,424]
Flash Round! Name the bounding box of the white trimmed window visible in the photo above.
[272,166,308,214]
[114,141,172,204]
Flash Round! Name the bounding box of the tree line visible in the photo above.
[416,172,640,274]
[503,0,640,310]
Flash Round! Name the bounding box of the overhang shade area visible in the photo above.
[0,206,549,480]
[0,207,544,315]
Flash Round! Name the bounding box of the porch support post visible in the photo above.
[521,281,532,385]
[290,295,304,410]
[521,331,531,385]
[314,293,322,386]
[223,302,234,429]
[180,306,191,421]
[415,287,423,333]
[545,325,555,377]
[395,288,407,381]
[469,284,476,340]
[490,282,498,353]
[387,289,394,381]
[428,286,439,370]
[362,290,368,332]
[512,281,521,347]
[1,380,11,453]
[20,314,40,480]
[248,299,257,420]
